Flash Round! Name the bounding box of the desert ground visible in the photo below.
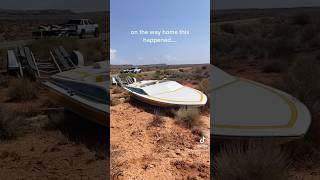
[0,76,109,179]
[212,7,320,180]
[0,9,110,179]
[110,65,210,179]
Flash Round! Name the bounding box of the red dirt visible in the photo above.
[110,91,210,179]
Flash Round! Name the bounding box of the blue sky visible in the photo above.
[110,0,210,65]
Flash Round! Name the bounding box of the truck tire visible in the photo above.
[79,29,85,39]
[94,28,99,38]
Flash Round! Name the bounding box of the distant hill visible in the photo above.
[212,7,320,22]
[0,9,75,16]
[0,9,108,21]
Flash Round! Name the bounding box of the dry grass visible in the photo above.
[44,112,65,130]
[0,76,9,88]
[112,87,122,94]
[197,79,209,94]
[0,105,26,140]
[111,145,124,179]
[284,58,320,103]
[175,107,201,129]
[110,97,121,106]
[149,111,165,128]
[7,78,38,102]
[191,127,205,137]
[262,60,286,73]
[213,142,290,180]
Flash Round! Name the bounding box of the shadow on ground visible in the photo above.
[54,110,109,159]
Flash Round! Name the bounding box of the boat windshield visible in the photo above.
[141,80,169,87]
[126,87,147,95]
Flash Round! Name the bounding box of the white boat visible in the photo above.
[210,65,311,138]
[42,61,109,126]
[124,80,207,107]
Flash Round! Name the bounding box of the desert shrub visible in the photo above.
[7,78,38,102]
[236,24,258,36]
[289,139,320,169]
[28,38,105,63]
[44,112,65,130]
[197,79,209,94]
[293,13,310,26]
[112,86,122,94]
[134,73,143,80]
[150,111,164,128]
[191,127,205,137]
[260,17,274,24]
[302,24,319,42]
[16,102,40,117]
[110,97,121,106]
[175,107,201,128]
[301,24,320,48]
[163,69,172,76]
[118,72,134,79]
[81,39,106,63]
[0,106,25,140]
[220,23,235,34]
[284,58,320,102]
[0,76,9,88]
[268,37,298,58]
[152,70,162,79]
[28,38,79,58]
[215,34,239,56]
[213,143,290,180]
[262,60,286,73]
[272,23,293,38]
[111,145,124,179]
[192,67,208,80]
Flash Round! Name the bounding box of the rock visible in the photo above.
[119,98,126,103]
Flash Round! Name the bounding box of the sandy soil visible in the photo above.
[0,130,107,179]
[110,87,210,179]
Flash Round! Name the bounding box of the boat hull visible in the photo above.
[210,65,311,138]
[125,88,207,107]
[42,82,109,127]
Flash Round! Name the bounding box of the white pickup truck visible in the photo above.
[120,67,142,74]
[66,19,99,38]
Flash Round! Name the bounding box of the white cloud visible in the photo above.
[164,54,177,62]
[110,48,117,60]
